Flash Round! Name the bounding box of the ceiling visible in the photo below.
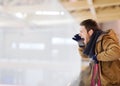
[0,0,74,28]
[60,0,120,23]
[0,0,120,28]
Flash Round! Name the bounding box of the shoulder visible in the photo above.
[96,29,119,50]
[97,29,119,43]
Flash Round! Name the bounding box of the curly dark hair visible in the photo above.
[80,19,100,32]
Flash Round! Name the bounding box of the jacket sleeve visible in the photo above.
[78,47,90,61]
[97,37,120,61]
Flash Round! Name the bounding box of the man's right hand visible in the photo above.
[72,34,85,47]
[72,34,82,42]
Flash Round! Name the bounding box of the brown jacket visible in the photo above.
[79,29,120,86]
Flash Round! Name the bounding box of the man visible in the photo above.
[72,19,120,86]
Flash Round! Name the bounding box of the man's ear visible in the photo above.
[88,29,93,36]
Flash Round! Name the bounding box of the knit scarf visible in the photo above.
[83,30,103,58]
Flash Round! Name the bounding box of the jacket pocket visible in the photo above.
[101,62,118,84]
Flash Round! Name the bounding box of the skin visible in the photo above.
[79,26,93,45]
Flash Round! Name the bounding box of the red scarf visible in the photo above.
[91,64,101,86]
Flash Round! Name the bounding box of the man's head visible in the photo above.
[79,19,100,45]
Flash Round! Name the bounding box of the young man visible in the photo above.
[73,19,120,86]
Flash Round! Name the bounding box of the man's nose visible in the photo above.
[79,33,82,37]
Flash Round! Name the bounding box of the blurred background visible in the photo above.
[0,0,120,86]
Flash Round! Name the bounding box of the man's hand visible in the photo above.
[92,55,99,64]
[72,34,85,47]
[72,34,82,42]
